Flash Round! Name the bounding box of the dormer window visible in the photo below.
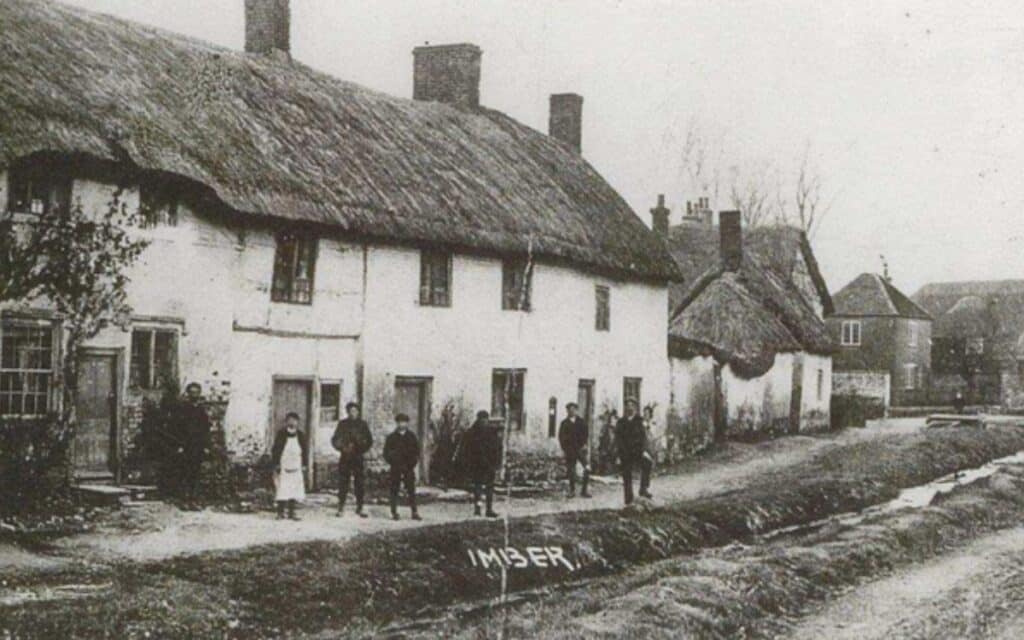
[139,181,179,228]
[502,259,532,311]
[7,166,71,215]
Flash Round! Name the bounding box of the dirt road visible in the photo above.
[786,525,1024,640]
[52,419,921,562]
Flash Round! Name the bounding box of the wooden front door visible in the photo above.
[577,379,595,453]
[272,379,314,484]
[74,353,117,476]
[394,378,431,483]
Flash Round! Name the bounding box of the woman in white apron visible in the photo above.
[271,412,309,520]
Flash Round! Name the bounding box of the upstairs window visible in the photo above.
[492,368,526,431]
[595,285,610,331]
[139,182,179,228]
[623,377,642,410]
[908,323,918,347]
[7,166,71,215]
[272,234,317,305]
[0,321,55,417]
[841,320,861,346]
[420,250,452,307]
[502,259,532,311]
[130,329,178,391]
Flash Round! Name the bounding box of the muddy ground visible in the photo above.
[2,421,1023,639]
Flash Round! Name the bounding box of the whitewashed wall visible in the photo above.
[361,246,671,455]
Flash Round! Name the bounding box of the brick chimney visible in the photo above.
[650,194,670,235]
[719,210,742,272]
[702,197,713,227]
[412,44,482,109]
[549,93,583,153]
[245,0,290,56]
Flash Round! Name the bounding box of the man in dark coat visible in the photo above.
[458,410,501,518]
[558,402,591,498]
[616,398,652,505]
[179,382,212,506]
[331,402,373,517]
[383,413,422,521]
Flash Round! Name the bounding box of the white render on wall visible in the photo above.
[4,173,671,468]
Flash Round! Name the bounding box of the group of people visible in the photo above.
[264,395,657,520]
[270,403,504,521]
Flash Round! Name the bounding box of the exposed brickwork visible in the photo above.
[412,44,481,109]
[548,93,583,152]
[245,0,290,55]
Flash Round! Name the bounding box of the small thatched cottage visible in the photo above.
[912,280,1024,409]
[0,0,680,484]
[651,200,834,450]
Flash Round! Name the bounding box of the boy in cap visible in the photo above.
[383,413,422,521]
[615,398,651,505]
[558,402,591,498]
[458,410,501,518]
[331,401,373,517]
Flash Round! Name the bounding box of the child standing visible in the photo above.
[383,413,422,521]
[271,412,309,520]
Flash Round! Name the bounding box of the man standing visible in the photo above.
[459,410,501,518]
[383,413,422,521]
[179,382,211,507]
[331,402,372,517]
[558,402,591,498]
[616,398,652,505]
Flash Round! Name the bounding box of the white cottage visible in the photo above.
[654,204,835,451]
[0,0,679,484]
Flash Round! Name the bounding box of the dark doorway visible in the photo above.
[789,357,804,434]
[74,352,118,477]
[577,379,595,453]
[272,378,314,485]
[394,377,432,483]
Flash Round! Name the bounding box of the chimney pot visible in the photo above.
[650,194,670,236]
[245,0,290,56]
[719,210,742,271]
[412,43,482,109]
[549,93,584,153]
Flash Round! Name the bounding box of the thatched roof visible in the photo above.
[831,273,931,320]
[664,222,832,313]
[913,280,1024,366]
[0,0,679,282]
[668,251,836,379]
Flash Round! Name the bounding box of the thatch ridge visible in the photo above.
[0,0,679,282]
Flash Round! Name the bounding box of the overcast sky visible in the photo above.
[64,0,1024,296]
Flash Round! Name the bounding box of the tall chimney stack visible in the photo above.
[245,0,290,56]
[549,93,583,153]
[650,194,670,236]
[719,210,742,272]
[412,44,482,109]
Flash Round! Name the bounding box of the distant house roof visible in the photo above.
[913,280,1024,364]
[831,273,931,320]
[0,0,679,283]
[665,222,833,314]
[668,249,836,378]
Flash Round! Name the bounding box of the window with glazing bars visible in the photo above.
[0,322,55,417]
[271,235,317,304]
[420,250,452,307]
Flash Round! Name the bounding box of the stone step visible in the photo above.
[72,484,132,507]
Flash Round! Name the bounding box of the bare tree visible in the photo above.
[775,143,833,238]
[678,118,724,207]
[728,160,779,228]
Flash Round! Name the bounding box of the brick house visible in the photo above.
[912,280,1024,409]
[0,0,680,484]
[827,273,933,407]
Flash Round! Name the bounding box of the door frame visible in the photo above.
[75,347,126,482]
[394,376,433,483]
[270,375,317,487]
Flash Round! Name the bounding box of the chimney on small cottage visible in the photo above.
[412,43,482,109]
[702,197,713,227]
[549,93,584,153]
[650,194,670,235]
[245,0,290,56]
[719,210,742,272]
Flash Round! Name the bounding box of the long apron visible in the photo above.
[275,435,306,502]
